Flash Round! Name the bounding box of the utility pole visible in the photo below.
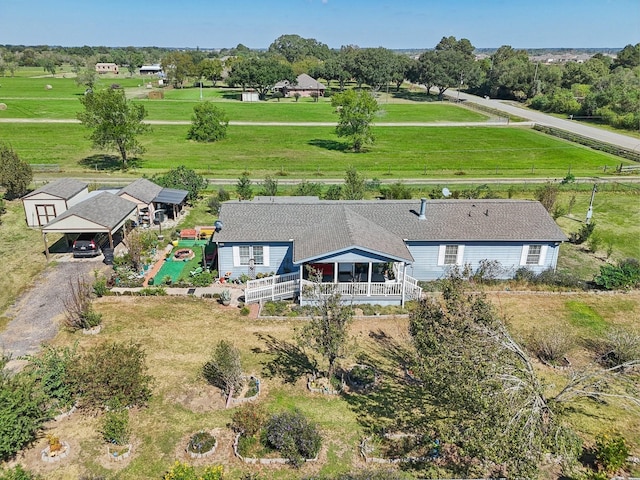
[585,183,597,225]
[456,71,464,102]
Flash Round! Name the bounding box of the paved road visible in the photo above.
[445,89,640,152]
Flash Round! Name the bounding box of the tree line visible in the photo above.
[1,37,638,131]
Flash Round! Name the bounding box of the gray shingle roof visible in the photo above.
[118,178,163,204]
[274,73,326,90]
[215,198,567,263]
[23,178,87,200]
[43,192,137,230]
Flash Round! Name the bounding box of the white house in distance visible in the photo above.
[22,179,89,227]
[213,197,567,306]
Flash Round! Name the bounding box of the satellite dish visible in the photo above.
[442,187,452,198]
[214,220,223,232]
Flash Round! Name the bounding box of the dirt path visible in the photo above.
[0,256,103,372]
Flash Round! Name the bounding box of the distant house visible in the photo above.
[273,74,326,98]
[213,197,567,305]
[139,64,163,75]
[22,179,89,227]
[95,63,119,74]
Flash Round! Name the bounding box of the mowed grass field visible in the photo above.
[0,123,623,178]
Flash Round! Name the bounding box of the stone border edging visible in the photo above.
[187,432,217,459]
[53,403,77,421]
[41,441,70,463]
[107,444,132,462]
[307,372,343,395]
[228,376,261,406]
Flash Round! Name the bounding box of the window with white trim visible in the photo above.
[520,244,547,266]
[444,245,458,265]
[233,245,268,266]
[526,245,542,265]
[438,244,465,266]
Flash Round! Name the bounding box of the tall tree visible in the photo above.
[77,88,150,167]
[612,43,640,69]
[187,102,228,143]
[268,34,331,62]
[351,47,398,91]
[198,58,223,86]
[0,143,33,199]
[161,51,195,88]
[236,172,253,200]
[342,166,366,200]
[331,89,379,152]
[227,56,295,100]
[298,269,353,379]
[152,166,207,203]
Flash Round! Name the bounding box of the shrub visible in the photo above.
[231,402,266,436]
[264,410,321,467]
[240,306,250,316]
[0,356,48,461]
[203,340,243,397]
[163,461,224,480]
[191,272,214,287]
[0,465,41,480]
[594,432,630,473]
[594,258,640,290]
[101,408,130,445]
[207,196,221,215]
[472,259,503,284]
[596,326,640,367]
[139,286,167,296]
[63,276,102,330]
[187,431,216,454]
[24,344,78,414]
[569,222,596,245]
[92,272,109,297]
[535,183,559,212]
[527,327,574,364]
[68,341,153,410]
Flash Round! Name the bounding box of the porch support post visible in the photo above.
[108,230,114,249]
[333,262,338,284]
[42,232,50,261]
[400,262,406,308]
[299,263,304,300]
[367,262,372,296]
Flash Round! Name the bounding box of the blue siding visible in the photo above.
[217,242,293,278]
[406,241,560,281]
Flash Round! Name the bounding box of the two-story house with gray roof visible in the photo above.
[213,197,567,306]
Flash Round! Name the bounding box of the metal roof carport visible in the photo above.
[41,192,138,260]
[153,188,188,219]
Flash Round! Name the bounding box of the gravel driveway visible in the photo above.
[0,255,103,372]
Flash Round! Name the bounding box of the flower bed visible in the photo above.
[228,376,261,406]
[307,372,343,395]
[186,431,217,459]
[41,441,70,463]
[107,444,132,462]
[347,364,377,390]
[233,434,318,466]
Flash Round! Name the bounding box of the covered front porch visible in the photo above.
[244,260,422,306]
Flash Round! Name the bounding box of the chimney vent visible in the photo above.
[418,198,427,220]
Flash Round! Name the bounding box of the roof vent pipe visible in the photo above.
[419,198,427,220]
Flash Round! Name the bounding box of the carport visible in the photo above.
[41,192,138,260]
[153,188,188,220]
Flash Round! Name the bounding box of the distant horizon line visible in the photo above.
[0,43,628,51]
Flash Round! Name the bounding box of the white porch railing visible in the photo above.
[245,272,300,303]
[245,273,423,305]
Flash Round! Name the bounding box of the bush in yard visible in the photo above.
[594,258,640,290]
[203,340,243,397]
[24,344,78,414]
[163,461,224,480]
[264,410,321,467]
[594,432,630,473]
[63,276,102,330]
[0,465,41,480]
[596,326,640,367]
[191,271,214,287]
[101,408,130,445]
[527,327,574,364]
[231,402,267,436]
[0,356,48,461]
[68,341,153,410]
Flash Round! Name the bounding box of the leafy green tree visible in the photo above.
[0,355,48,461]
[268,34,331,63]
[0,464,41,480]
[77,88,150,167]
[293,180,323,196]
[612,43,640,69]
[227,56,295,100]
[331,89,378,152]
[161,51,195,88]
[380,181,412,199]
[198,58,223,86]
[342,166,365,200]
[24,345,78,414]
[298,269,353,379]
[75,66,98,89]
[153,165,207,203]
[203,340,243,397]
[323,184,342,200]
[351,47,398,91]
[320,49,353,91]
[0,144,32,199]
[236,172,253,200]
[260,175,278,196]
[187,102,228,143]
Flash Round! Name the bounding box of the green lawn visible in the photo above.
[0,123,624,178]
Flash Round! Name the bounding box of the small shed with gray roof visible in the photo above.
[41,192,138,259]
[118,178,188,224]
[215,197,567,305]
[22,179,89,227]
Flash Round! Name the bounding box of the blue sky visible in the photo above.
[2,0,638,49]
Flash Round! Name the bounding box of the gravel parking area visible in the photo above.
[0,255,105,372]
